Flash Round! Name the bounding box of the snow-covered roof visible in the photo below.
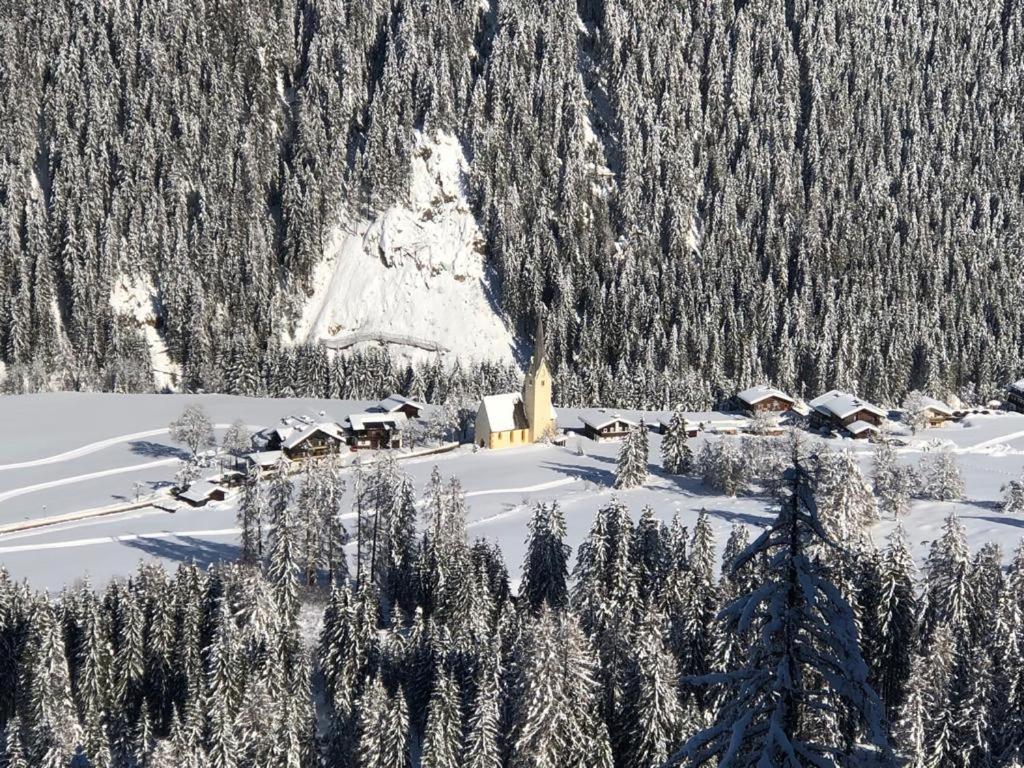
[347,412,409,432]
[917,396,954,417]
[378,394,425,413]
[579,412,638,431]
[809,390,886,420]
[281,422,345,450]
[1010,379,1024,394]
[248,450,287,468]
[478,393,528,433]
[736,385,794,406]
[178,481,222,504]
[845,420,879,436]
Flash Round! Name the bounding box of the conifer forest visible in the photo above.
[2,440,1024,767]
[0,0,1022,407]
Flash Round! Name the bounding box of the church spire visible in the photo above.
[532,314,546,372]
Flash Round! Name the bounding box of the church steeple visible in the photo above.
[523,314,555,442]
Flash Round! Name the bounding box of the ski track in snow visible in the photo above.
[0,423,241,472]
[464,477,578,498]
[0,459,179,504]
[964,429,1024,452]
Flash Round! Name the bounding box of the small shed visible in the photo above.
[580,413,637,442]
[176,481,227,507]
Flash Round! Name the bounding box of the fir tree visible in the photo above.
[615,423,649,489]
[519,502,571,612]
[661,410,693,475]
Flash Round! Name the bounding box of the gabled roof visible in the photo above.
[845,420,879,436]
[579,412,638,431]
[378,394,425,413]
[917,396,954,417]
[479,393,529,433]
[736,385,794,406]
[178,480,221,504]
[1010,379,1024,394]
[248,450,288,468]
[347,412,408,432]
[809,390,886,420]
[281,422,345,450]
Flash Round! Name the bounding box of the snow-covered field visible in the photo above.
[1,393,1023,593]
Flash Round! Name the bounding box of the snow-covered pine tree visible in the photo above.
[815,449,878,543]
[1002,479,1024,515]
[615,423,649,489]
[237,466,263,564]
[463,641,503,768]
[874,525,919,716]
[921,449,965,501]
[661,410,693,475]
[670,459,895,766]
[421,667,462,768]
[872,440,916,518]
[921,513,972,640]
[520,502,571,611]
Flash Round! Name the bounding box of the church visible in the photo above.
[474,319,557,449]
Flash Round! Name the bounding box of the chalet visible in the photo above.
[735,385,795,414]
[376,394,425,419]
[474,317,558,449]
[259,415,347,460]
[916,396,955,427]
[176,480,227,507]
[808,390,887,439]
[346,412,407,450]
[247,450,290,473]
[1007,380,1024,413]
[580,412,638,442]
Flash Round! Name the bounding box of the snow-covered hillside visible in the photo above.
[291,132,517,366]
[110,276,180,390]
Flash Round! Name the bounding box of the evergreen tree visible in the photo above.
[519,502,571,612]
[661,410,693,475]
[615,424,649,489]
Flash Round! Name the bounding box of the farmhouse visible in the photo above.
[808,390,887,439]
[376,394,425,419]
[1007,380,1024,413]
[474,318,557,449]
[258,414,347,460]
[581,413,638,442]
[346,412,407,450]
[735,385,795,414]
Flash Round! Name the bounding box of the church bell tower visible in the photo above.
[523,315,555,442]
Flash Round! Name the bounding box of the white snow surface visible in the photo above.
[2,394,1024,593]
[291,131,517,366]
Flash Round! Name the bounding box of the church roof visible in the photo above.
[479,393,530,433]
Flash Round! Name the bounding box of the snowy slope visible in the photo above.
[291,132,517,366]
[110,276,180,390]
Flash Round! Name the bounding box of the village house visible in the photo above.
[580,412,638,442]
[375,393,425,420]
[345,412,407,450]
[735,385,795,414]
[808,390,887,439]
[1007,380,1024,413]
[258,415,348,460]
[916,396,956,427]
[474,318,557,449]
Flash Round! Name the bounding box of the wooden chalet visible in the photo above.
[917,396,956,427]
[1008,380,1024,414]
[808,390,886,439]
[654,417,699,438]
[376,394,425,420]
[260,415,347,460]
[735,385,795,414]
[346,412,408,450]
[580,412,638,442]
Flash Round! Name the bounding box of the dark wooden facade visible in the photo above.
[283,429,346,460]
[1008,385,1024,413]
[582,419,634,442]
[349,426,402,450]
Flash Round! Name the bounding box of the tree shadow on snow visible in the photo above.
[697,507,776,528]
[541,460,616,488]
[129,440,189,460]
[962,514,1024,530]
[121,534,240,569]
